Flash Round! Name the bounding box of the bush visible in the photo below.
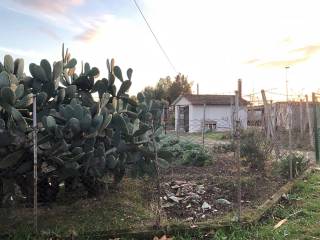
[275,152,309,179]
[159,136,211,167]
[240,130,273,172]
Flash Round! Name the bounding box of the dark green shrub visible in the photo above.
[240,129,273,172]
[275,152,309,179]
[159,136,211,167]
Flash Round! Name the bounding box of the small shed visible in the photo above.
[172,94,248,132]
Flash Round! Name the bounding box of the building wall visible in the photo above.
[174,96,247,133]
[189,105,247,132]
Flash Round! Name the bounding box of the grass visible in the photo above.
[174,171,320,240]
[3,171,319,240]
[0,178,157,239]
[204,132,230,141]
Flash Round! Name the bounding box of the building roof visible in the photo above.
[172,94,249,106]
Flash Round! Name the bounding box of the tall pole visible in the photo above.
[235,91,241,222]
[176,106,180,139]
[286,66,290,102]
[202,103,206,147]
[313,93,320,163]
[32,94,38,232]
[286,66,293,179]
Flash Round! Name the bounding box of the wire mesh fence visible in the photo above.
[0,91,319,238]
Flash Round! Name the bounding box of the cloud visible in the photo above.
[257,58,307,68]
[73,14,114,42]
[74,27,99,42]
[282,37,293,44]
[290,44,320,57]
[244,58,260,64]
[11,0,85,15]
[38,26,61,41]
[250,43,320,68]
[0,46,42,58]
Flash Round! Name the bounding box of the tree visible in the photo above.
[140,73,192,104]
[168,74,192,103]
[154,76,172,101]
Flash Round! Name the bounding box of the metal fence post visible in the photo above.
[152,121,161,228]
[176,105,180,139]
[202,104,206,147]
[235,91,241,223]
[32,94,38,232]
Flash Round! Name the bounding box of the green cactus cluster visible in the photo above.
[0,45,168,205]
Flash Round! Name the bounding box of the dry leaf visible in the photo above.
[273,218,287,229]
[68,67,75,76]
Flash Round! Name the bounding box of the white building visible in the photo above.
[172,94,248,132]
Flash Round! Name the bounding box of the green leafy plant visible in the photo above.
[0,45,168,205]
[240,129,273,172]
[159,136,211,167]
[274,152,309,179]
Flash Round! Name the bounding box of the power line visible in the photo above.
[132,0,177,73]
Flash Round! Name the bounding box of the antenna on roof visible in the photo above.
[197,83,199,95]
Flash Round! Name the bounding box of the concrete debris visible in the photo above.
[169,195,183,203]
[216,198,231,205]
[162,180,232,220]
[201,201,212,211]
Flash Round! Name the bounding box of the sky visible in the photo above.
[1,0,320,101]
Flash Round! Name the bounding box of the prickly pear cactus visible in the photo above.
[0,45,167,205]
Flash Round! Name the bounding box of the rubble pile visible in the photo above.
[161,180,232,221]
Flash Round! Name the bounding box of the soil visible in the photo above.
[158,152,286,222]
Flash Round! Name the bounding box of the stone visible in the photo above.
[216,198,231,205]
[169,195,183,203]
[201,201,212,210]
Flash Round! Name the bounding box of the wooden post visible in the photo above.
[305,95,314,148]
[235,91,241,223]
[300,99,304,136]
[313,93,320,163]
[288,102,293,180]
[261,90,274,138]
[32,94,38,232]
[261,90,280,158]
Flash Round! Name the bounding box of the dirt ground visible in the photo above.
[0,152,296,235]
[158,152,286,222]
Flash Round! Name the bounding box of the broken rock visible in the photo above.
[169,195,183,203]
[201,201,212,211]
[216,198,231,205]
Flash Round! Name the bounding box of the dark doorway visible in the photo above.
[184,106,189,132]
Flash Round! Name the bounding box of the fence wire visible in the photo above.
[0,95,318,238]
